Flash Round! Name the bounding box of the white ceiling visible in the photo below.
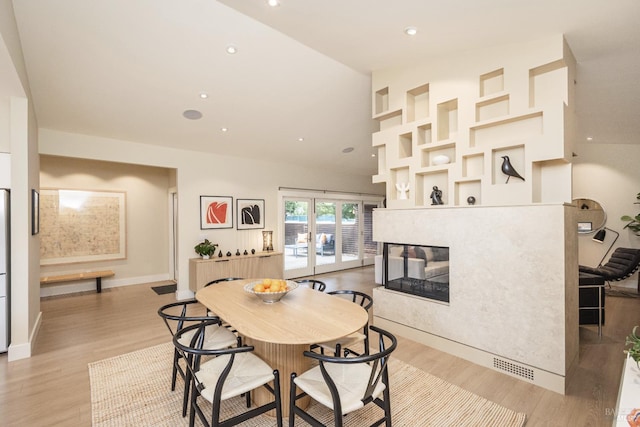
[10,0,640,178]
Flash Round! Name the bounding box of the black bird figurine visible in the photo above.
[501,156,525,183]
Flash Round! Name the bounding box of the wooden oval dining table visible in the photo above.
[196,278,370,414]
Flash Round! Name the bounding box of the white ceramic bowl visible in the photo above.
[432,154,450,165]
[244,280,298,303]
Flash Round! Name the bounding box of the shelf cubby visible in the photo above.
[480,68,504,97]
[375,87,389,114]
[462,153,484,178]
[476,94,510,122]
[469,111,543,148]
[437,99,458,141]
[406,84,430,123]
[492,145,525,185]
[398,132,413,159]
[529,60,565,108]
[374,109,403,131]
[417,123,432,146]
[415,170,448,207]
[531,159,571,204]
[455,179,482,206]
[421,142,455,168]
[390,167,411,201]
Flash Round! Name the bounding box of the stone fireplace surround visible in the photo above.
[372,204,578,394]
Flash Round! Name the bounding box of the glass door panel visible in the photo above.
[362,203,378,265]
[283,198,313,278]
[315,201,336,269]
[341,202,359,264]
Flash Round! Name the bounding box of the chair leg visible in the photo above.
[171,349,180,391]
[273,370,283,427]
[289,373,297,426]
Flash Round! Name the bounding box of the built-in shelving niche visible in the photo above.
[531,158,571,204]
[390,167,411,201]
[462,153,484,178]
[476,94,509,122]
[407,84,429,123]
[417,123,432,146]
[492,145,525,185]
[437,99,458,141]
[480,68,504,97]
[375,87,389,114]
[455,179,481,206]
[470,111,543,148]
[398,132,413,159]
[374,109,403,131]
[415,170,448,207]
[421,143,455,168]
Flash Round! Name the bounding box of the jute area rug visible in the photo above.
[89,342,526,427]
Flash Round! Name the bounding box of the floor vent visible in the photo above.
[493,357,534,381]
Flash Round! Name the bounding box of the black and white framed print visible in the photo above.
[237,199,264,230]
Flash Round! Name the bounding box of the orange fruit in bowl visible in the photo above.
[253,283,265,292]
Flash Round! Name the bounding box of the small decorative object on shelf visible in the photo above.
[226,251,232,257]
[243,250,248,255]
[430,186,444,205]
[235,249,240,256]
[262,230,274,251]
[621,192,640,236]
[396,182,410,200]
[467,196,476,205]
[500,155,525,183]
[251,248,256,254]
[194,239,217,259]
[218,251,223,257]
[625,325,640,367]
[432,154,450,165]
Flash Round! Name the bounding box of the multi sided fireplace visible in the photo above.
[382,243,450,303]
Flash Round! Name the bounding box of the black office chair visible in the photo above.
[295,279,327,292]
[157,300,239,417]
[315,290,373,356]
[174,320,283,427]
[579,248,640,291]
[289,325,397,427]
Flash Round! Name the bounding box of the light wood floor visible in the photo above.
[1,266,638,426]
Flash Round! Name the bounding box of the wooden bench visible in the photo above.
[40,270,115,293]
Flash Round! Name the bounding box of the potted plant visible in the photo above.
[621,192,640,236]
[625,326,640,366]
[194,239,217,259]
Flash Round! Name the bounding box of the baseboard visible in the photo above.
[8,310,42,361]
[374,315,567,395]
[40,273,172,297]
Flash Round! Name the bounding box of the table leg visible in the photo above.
[244,338,311,415]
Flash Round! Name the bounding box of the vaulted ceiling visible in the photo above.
[10,0,640,177]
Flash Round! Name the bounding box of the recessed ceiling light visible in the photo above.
[371,153,376,158]
[586,136,593,141]
[267,0,280,6]
[199,93,208,99]
[226,45,238,54]
[404,27,418,36]
[183,109,203,120]
[221,127,228,132]
[298,137,304,142]
[342,147,354,153]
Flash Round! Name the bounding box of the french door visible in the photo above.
[281,191,382,279]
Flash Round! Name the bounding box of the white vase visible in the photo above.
[202,254,210,259]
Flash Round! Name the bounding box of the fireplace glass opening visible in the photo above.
[383,243,449,303]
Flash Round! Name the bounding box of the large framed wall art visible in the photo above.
[237,199,265,230]
[40,189,127,265]
[200,196,233,229]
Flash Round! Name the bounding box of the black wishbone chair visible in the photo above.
[315,290,373,356]
[174,320,283,427]
[289,325,398,427]
[158,300,239,417]
[295,279,327,292]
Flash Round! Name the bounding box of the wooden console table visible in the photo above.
[188,251,283,291]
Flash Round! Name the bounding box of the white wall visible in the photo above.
[39,128,383,299]
[573,143,640,287]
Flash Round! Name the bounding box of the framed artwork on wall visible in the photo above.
[40,189,127,265]
[200,196,233,229]
[32,189,39,235]
[237,199,265,230]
